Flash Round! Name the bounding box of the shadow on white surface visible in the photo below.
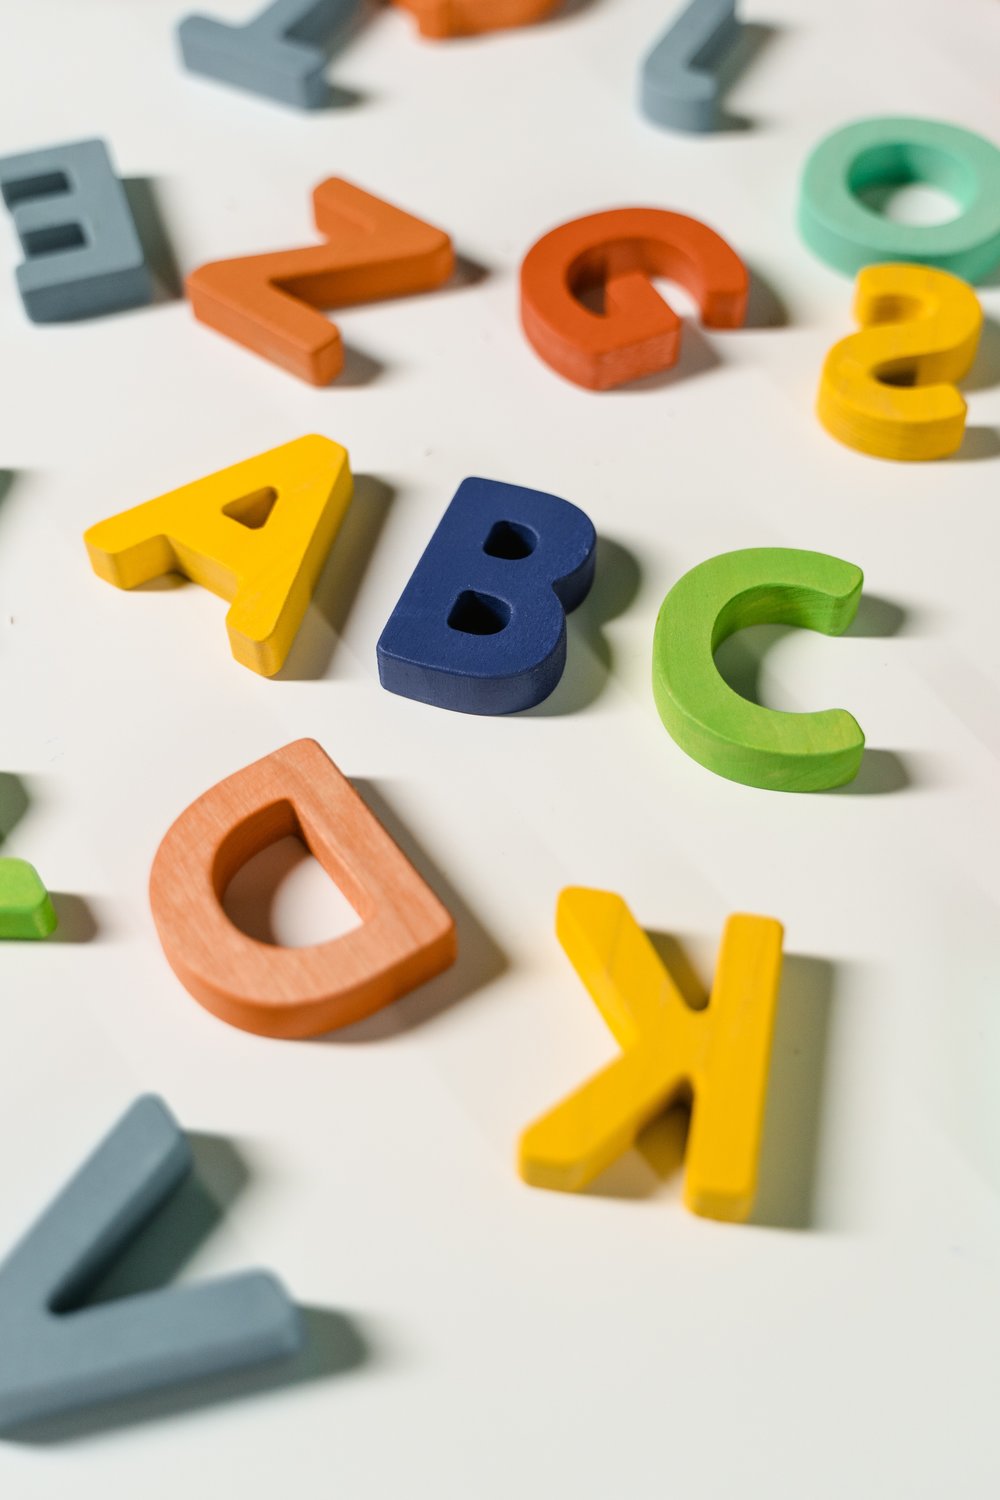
[712,21,785,133]
[131,571,190,592]
[953,427,1000,462]
[751,953,835,1230]
[828,749,913,796]
[0,770,30,843]
[744,262,789,328]
[324,778,508,1041]
[123,178,182,304]
[310,0,376,110]
[845,594,910,637]
[447,253,490,291]
[337,342,385,386]
[963,314,1000,392]
[278,473,396,679]
[525,535,642,715]
[545,0,605,23]
[48,893,102,944]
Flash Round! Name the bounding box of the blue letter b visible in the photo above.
[376,477,597,715]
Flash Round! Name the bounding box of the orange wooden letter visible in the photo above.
[186,178,454,385]
[519,207,748,390]
[393,0,561,39]
[149,739,457,1038]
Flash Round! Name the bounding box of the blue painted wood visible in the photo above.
[641,0,741,133]
[0,1097,302,1430]
[377,477,597,715]
[0,139,153,322]
[178,0,360,109]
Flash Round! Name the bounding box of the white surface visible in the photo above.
[1,0,1000,1493]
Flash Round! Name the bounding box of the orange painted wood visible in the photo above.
[393,0,560,39]
[519,207,749,390]
[186,178,454,385]
[149,739,457,1038]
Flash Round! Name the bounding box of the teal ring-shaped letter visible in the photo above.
[799,116,1000,282]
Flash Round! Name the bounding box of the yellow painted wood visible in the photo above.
[817,263,982,461]
[519,888,783,1222]
[84,435,353,676]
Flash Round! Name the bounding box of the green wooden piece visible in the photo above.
[799,116,1000,282]
[0,859,57,939]
[651,548,865,793]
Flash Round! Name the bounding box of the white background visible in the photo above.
[1,0,999,1493]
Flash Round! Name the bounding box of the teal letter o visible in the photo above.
[799,116,1000,282]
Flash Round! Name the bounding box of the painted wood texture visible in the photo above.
[84,434,353,676]
[178,0,360,110]
[640,0,743,134]
[519,207,748,389]
[186,178,454,383]
[149,739,457,1038]
[0,1097,301,1430]
[375,476,597,714]
[393,0,560,36]
[519,888,784,1222]
[652,547,866,792]
[798,115,1000,282]
[0,138,153,322]
[0,858,57,939]
[818,262,983,461]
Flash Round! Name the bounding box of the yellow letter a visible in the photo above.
[519,888,783,1222]
[84,434,352,676]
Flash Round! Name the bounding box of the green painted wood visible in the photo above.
[652,547,865,792]
[0,859,57,939]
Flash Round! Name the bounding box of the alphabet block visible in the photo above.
[83,435,353,677]
[178,0,360,109]
[640,0,743,133]
[376,477,596,714]
[0,1096,301,1429]
[652,547,866,791]
[519,889,784,1222]
[392,0,560,38]
[799,116,1000,282]
[0,859,57,940]
[149,739,457,1038]
[818,263,983,461]
[0,138,153,322]
[520,207,748,389]
[186,178,454,384]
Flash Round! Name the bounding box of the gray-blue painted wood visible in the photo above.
[0,1096,302,1430]
[178,0,360,109]
[0,139,154,322]
[641,0,742,133]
